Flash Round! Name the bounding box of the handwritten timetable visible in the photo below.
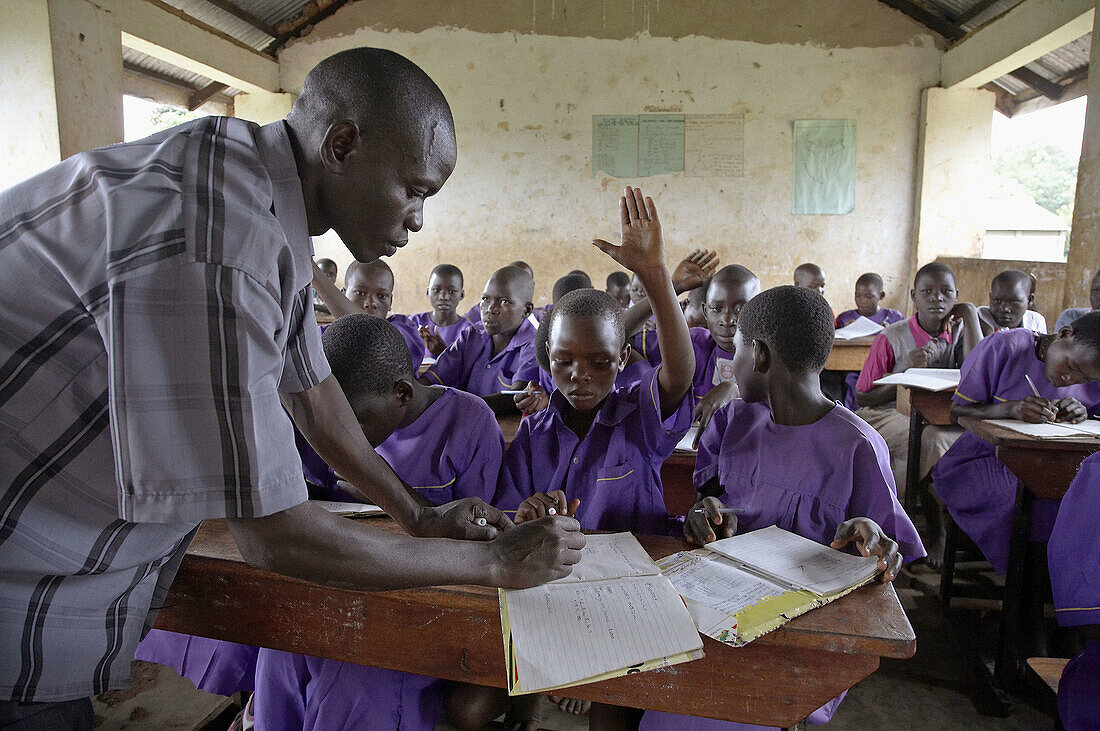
[593,114,745,178]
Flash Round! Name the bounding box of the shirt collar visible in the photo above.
[544,383,639,429]
[254,120,313,260]
[907,314,953,345]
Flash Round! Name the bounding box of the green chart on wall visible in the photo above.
[792,119,856,215]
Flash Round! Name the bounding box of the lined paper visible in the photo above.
[707,526,880,596]
[505,575,702,693]
[551,533,659,584]
[985,418,1100,439]
[834,316,883,340]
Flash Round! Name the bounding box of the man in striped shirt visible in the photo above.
[0,48,583,726]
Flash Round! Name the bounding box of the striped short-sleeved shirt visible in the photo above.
[0,117,329,701]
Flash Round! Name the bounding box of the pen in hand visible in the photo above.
[692,507,745,515]
[1024,374,1056,422]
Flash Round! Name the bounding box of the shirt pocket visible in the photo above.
[408,472,458,507]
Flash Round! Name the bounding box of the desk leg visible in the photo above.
[995,477,1033,688]
[903,411,924,513]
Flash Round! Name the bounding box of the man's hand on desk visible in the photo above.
[487,515,586,588]
[414,497,513,540]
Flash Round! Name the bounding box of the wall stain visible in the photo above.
[821,85,843,106]
[498,121,509,131]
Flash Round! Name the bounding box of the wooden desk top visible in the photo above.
[898,387,954,426]
[957,416,1100,498]
[155,520,916,727]
[825,337,874,372]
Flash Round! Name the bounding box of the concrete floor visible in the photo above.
[96,567,1061,730]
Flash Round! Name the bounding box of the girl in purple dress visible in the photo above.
[642,286,918,731]
[1047,451,1100,729]
[932,313,1100,576]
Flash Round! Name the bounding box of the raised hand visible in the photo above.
[591,187,667,275]
[830,517,902,583]
[672,248,720,294]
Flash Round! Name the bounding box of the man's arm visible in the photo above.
[227,500,585,590]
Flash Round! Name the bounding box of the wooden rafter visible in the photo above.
[266,0,353,53]
[951,0,1002,26]
[123,59,200,92]
[1009,66,1065,100]
[189,82,229,110]
[878,0,966,40]
[201,0,277,38]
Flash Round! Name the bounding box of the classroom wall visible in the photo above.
[282,0,942,315]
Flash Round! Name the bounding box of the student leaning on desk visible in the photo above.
[0,47,582,728]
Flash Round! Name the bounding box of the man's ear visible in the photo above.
[320,121,361,173]
[752,339,771,374]
[1059,325,1074,340]
[393,378,415,406]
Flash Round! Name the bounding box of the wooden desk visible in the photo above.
[955,417,1099,686]
[155,520,916,727]
[825,337,875,372]
[497,415,698,516]
[898,387,955,513]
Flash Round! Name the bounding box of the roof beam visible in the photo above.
[942,0,1094,89]
[98,0,279,94]
[952,0,1003,26]
[877,0,965,40]
[266,0,352,53]
[1009,66,1065,100]
[189,82,229,110]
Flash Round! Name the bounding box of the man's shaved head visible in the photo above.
[289,47,453,148]
[713,264,760,289]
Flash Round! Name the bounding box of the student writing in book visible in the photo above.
[421,265,537,415]
[977,269,1048,335]
[835,272,904,328]
[311,259,425,371]
[408,263,472,357]
[853,262,983,494]
[503,188,694,729]
[656,286,923,731]
[1047,450,1100,729]
[932,312,1100,589]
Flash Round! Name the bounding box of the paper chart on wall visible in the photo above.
[592,115,639,178]
[792,119,856,215]
[638,114,685,176]
[685,115,745,177]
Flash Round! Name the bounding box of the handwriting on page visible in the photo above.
[551,533,660,584]
[506,576,701,692]
[663,553,784,617]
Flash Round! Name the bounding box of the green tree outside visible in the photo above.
[994,144,1078,225]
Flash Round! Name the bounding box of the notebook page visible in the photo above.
[985,418,1100,439]
[707,526,880,596]
[834,316,883,340]
[550,533,660,584]
[504,575,702,693]
[873,368,961,392]
[660,552,787,632]
[674,425,700,453]
[314,500,385,515]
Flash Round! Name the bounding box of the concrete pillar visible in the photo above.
[0,0,123,190]
[234,92,297,125]
[911,87,996,284]
[1064,13,1100,309]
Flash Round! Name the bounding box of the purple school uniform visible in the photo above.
[633,326,662,367]
[932,329,1100,574]
[407,310,473,355]
[502,365,692,535]
[835,307,905,328]
[642,400,923,731]
[517,355,655,396]
[254,388,507,731]
[423,320,536,396]
[1048,452,1100,729]
[464,302,481,324]
[388,313,426,373]
[134,631,258,698]
[690,327,737,404]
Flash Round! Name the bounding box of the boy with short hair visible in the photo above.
[409,263,472,357]
[835,272,904,328]
[793,262,826,296]
[422,265,537,414]
[606,270,631,308]
[977,269,1047,335]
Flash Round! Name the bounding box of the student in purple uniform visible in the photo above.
[835,272,904,328]
[422,265,537,415]
[932,312,1100,576]
[311,259,425,371]
[854,262,983,495]
[977,269,1048,335]
[1048,451,1100,729]
[607,270,632,308]
[506,187,695,536]
[253,314,514,731]
[1055,268,1100,330]
[505,188,694,729]
[408,263,472,357]
[643,286,920,731]
[682,282,709,328]
[464,259,533,324]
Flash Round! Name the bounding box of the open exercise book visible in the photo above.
[658,526,882,647]
[499,533,704,695]
[315,500,385,517]
[985,418,1100,439]
[873,368,961,392]
[834,316,884,340]
[674,424,700,453]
